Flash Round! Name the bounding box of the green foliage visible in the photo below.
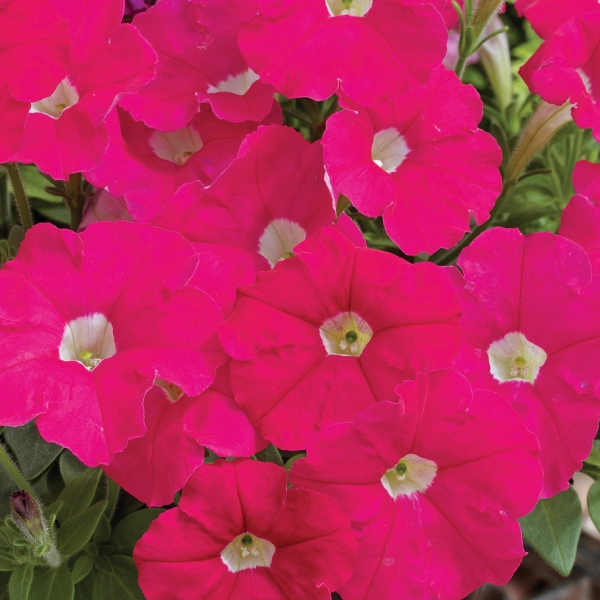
[29,564,73,600]
[254,444,284,467]
[56,469,102,524]
[4,424,62,481]
[588,480,600,533]
[8,565,33,600]
[109,509,164,556]
[58,502,108,556]
[519,487,582,576]
[92,556,144,600]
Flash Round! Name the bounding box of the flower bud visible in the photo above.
[478,16,512,111]
[10,491,45,541]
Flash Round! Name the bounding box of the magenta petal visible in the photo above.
[0,0,70,101]
[515,0,600,38]
[0,87,28,162]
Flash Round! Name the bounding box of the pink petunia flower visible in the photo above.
[291,370,543,600]
[560,161,600,274]
[323,67,502,256]
[79,189,132,231]
[238,0,447,106]
[0,87,29,163]
[134,459,357,599]
[515,0,600,39]
[0,221,226,466]
[86,104,281,223]
[452,227,600,497]
[120,0,276,130]
[520,13,600,143]
[218,227,461,449]
[153,125,365,273]
[13,0,157,180]
[104,362,267,507]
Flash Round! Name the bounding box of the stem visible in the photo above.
[0,443,36,498]
[5,163,33,231]
[65,173,84,231]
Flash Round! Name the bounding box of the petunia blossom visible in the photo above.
[121,0,276,129]
[452,226,600,497]
[14,0,157,180]
[519,13,600,143]
[515,0,600,39]
[218,227,461,449]
[291,370,542,600]
[79,189,132,231]
[0,87,29,163]
[134,459,357,599]
[0,221,225,466]
[323,67,502,255]
[560,160,600,274]
[86,104,281,223]
[153,125,365,273]
[238,0,447,106]
[104,362,267,507]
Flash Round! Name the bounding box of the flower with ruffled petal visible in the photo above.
[153,125,364,273]
[86,104,281,223]
[560,160,600,274]
[0,221,225,466]
[120,0,276,129]
[104,361,267,506]
[238,0,447,105]
[218,227,461,449]
[14,0,156,179]
[520,13,600,143]
[134,459,357,599]
[291,369,542,600]
[452,227,600,497]
[323,67,502,255]
[515,0,600,38]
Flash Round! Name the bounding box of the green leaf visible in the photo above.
[104,478,119,521]
[8,563,33,600]
[92,556,144,600]
[588,479,600,534]
[58,501,107,557]
[519,486,582,576]
[29,564,74,600]
[73,573,94,600]
[56,469,102,523]
[582,444,600,480]
[284,453,306,472]
[71,555,94,585]
[109,509,164,556]
[6,166,56,203]
[255,444,284,467]
[58,453,87,486]
[0,548,17,572]
[3,423,63,481]
[0,572,10,599]
[93,516,111,545]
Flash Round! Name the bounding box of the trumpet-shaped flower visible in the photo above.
[238,0,447,105]
[219,227,461,449]
[515,0,600,38]
[452,227,600,497]
[0,221,226,466]
[323,68,502,255]
[134,459,357,599]
[291,370,542,600]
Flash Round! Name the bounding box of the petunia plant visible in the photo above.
[0,0,599,598]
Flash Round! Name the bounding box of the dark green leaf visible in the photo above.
[519,486,582,576]
[92,556,144,600]
[109,509,164,556]
[58,453,87,486]
[29,199,70,225]
[58,501,107,557]
[0,572,10,599]
[284,453,306,472]
[104,478,119,521]
[56,469,102,523]
[588,479,600,534]
[73,573,94,600]
[4,423,62,481]
[582,444,600,480]
[255,444,284,467]
[93,516,111,545]
[71,555,94,585]
[8,563,33,600]
[29,564,73,600]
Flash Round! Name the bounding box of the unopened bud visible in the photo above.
[10,491,45,541]
[478,16,511,111]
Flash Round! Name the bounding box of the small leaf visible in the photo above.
[109,509,164,556]
[56,469,102,523]
[29,564,74,600]
[519,486,582,576]
[4,423,63,481]
[588,479,600,533]
[92,556,144,600]
[104,478,119,521]
[255,444,284,467]
[58,453,88,487]
[72,555,94,585]
[58,501,107,557]
[8,563,33,600]
[284,453,306,472]
[0,547,17,571]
